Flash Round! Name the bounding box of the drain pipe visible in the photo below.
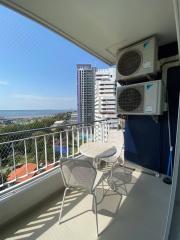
[173,0,180,59]
[161,61,180,185]
[163,94,180,240]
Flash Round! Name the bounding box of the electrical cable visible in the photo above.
[167,93,173,177]
[163,92,173,184]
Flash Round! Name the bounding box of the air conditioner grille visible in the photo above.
[117,50,142,76]
[118,87,144,112]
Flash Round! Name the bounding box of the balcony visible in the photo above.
[0,119,171,240]
[0,120,111,191]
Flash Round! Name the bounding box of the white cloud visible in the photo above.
[0,80,8,86]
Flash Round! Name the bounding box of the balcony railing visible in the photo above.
[0,119,119,193]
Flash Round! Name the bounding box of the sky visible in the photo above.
[0,5,108,110]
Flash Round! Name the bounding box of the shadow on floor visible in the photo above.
[99,170,171,240]
[0,168,134,240]
[0,188,88,240]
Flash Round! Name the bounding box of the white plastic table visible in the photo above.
[79,142,116,160]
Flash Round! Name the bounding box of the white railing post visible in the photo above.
[66,130,69,158]
[86,126,88,143]
[34,138,39,171]
[52,134,55,164]
[107,120,109,141]
[0,159,3,186]
[82,126,84,144]
[104,120,108,142]
[72,127,75,157]
[44,136,47,167]
[107,120,110,142]
[12,142,17,181]
[90,125,93,142]
[101,122,104,142]
[60,131,62,159]
[98,123,101,142]
[93,124,95,142]
[24,140,28,175]
[77,128,80,153]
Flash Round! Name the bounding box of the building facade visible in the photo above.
[95,67,117,121]
[77,64,95,123]
[68,111,77,124]
[94,68,118,141]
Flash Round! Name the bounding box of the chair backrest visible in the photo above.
[60,158,97,192]
[99,144,124,164]
[107,129,125,162]
[116,144,124,163]
[115,144,124,157]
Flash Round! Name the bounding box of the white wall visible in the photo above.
[0,169,64,227]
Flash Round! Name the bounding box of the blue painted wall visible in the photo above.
[124,43,180,174]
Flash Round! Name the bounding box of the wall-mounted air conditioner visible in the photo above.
[116,36,157,83]
[116,80,164,115]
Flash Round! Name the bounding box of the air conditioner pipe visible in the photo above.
[158,55,179,72]
[173,0,180,59]
[161,61,180,183]
[167,92,173,177]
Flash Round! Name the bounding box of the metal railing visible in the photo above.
[0,119,118,192]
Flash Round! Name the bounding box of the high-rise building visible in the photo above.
[95,67,117,122]
[77,64,96,123]
[94,67,118,141]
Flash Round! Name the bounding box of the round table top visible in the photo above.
[79,142,117,159]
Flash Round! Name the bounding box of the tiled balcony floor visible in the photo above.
[1,165,171,240]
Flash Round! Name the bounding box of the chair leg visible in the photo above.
[97,158,101,169]
[122,163,128,196]
[92,193,99,237]
[58,187,69,224]
[111,162,128,196]
[101,178,105,196]
[106,161,108,171]
[107,161,117,191]
[94,158,99,169]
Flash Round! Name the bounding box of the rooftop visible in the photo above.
[7,163,37,183]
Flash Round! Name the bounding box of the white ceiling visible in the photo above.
[2,0,177,64]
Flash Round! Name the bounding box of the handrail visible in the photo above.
[0,118,117,137]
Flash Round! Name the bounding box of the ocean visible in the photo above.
[0,110,69,119]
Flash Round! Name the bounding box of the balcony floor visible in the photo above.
[1,164,171,240]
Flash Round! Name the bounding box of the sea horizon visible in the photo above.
[0,109,76,119]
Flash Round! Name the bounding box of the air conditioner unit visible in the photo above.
[116,80,164,115]
[116,37,157,82]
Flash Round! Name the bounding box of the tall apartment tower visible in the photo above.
[77,64,96,123]
[95,68,117,122]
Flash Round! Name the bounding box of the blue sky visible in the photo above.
[0,5,108,110]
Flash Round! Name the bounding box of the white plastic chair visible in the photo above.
[98,143,124,171]
[98,143,127,193]
[58,158,104,236]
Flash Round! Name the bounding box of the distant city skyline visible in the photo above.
[0,5,108,110]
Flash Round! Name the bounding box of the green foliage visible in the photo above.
[3,168,11,182]
[0,112,73,183]
[0,112,71,143]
